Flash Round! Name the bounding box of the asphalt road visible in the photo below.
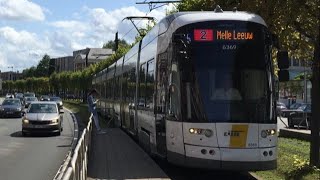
[0,101,75,180]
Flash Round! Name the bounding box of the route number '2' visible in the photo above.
[194,29,213,41]
[200,30,207,40]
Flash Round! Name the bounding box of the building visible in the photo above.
[279,58,312,105]
[73,48,114,71]
[0,71,23,81]
[51,56,74,73]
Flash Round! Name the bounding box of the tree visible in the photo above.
[102,39,130,51]
[22,66,36,78]
[36,54,51,77]
[177,0,320,166]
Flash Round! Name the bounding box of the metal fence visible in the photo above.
[57,115,93,180]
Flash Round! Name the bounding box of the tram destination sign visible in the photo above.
[193,29,254,41]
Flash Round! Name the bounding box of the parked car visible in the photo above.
[287,103,312,128]
[0,98,23,118]
[24,97,38,108]
[21,102,64,136]
[39,95,50,101]
[281,103,308,118]
[49,97,63,109]
[276,102,287,116]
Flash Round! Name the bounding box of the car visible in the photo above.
[49,97,63,109]
[5,93,14,98]
[276,102,287,116]
[0,98,23,118]
[21,102,64,136]
[24,92,35,98]
[287,103,311,128]
[39,95,50,101]
[281,103,308,118]
[15,93,24,102]
[24,97,38,108]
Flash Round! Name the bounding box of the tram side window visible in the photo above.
[122,72,128,101]
[128,68,136,103]
[114,76,120,100]
[146,59,155,109]
[102,82,106,99]
[139,63,146,107]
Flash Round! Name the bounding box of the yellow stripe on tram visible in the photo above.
[229,125,249,148]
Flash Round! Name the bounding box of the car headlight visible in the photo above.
[17,108,21,111]
[0,108,4,111]
[51,119,59,123]
[23,119,29,124]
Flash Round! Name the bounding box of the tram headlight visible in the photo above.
[261,129,277,138]
[189,128,212,136]
[267,129,276,135]
[189,128,195,133]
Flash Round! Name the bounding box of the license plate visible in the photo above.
[6,112,13,114]
[33,125,45,128]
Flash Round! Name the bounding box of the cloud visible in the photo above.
[0,5,170,72]
[49,20,88,32]
[0,26,51,71]
[87,6,168,43]
[0,0,45,21]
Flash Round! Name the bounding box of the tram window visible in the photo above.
[122,72,128,101]
[146,59,155,109]
[128,68,136,102]
[139,63,146,107]
[114,76,120,100]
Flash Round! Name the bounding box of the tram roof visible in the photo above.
[161,11,267,33]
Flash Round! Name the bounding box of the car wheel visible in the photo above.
[56,126,62,136]
[22,131,27,136]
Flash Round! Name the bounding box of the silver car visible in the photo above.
[24,97,38,108]
[22,102,64,136]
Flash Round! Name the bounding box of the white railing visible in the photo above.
[58,115,93,180]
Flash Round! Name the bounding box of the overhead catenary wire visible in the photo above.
[120,10,153,40]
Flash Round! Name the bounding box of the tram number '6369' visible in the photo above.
[222,44,237,50]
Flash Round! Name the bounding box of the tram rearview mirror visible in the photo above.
[278,70,289,82]
[277,51,289,69]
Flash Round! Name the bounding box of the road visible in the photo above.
[278,116,288,131]
[0,100,75,180]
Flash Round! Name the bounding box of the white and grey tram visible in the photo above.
[92,10,289,171]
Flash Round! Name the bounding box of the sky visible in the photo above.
[0,0,176,72]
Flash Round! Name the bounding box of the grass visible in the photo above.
[63,99,109,129]
[254,138,320,180]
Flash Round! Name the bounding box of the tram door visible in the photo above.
[155,54,168,156]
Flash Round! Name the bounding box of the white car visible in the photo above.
[22,101,64,136]
[5,93,14,98]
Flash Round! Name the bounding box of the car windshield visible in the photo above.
[298,104,311,111]
[28,104,57,113]
[2,99,20,106]
[26,97,37,101]
[290,103,302,109]
[50,97,61,101]
[24,93,35,97]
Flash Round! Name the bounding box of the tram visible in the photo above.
[92,8,289,170]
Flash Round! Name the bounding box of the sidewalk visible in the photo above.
[87,128,170,180]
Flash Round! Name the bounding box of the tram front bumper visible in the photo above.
[167,145,277,171]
